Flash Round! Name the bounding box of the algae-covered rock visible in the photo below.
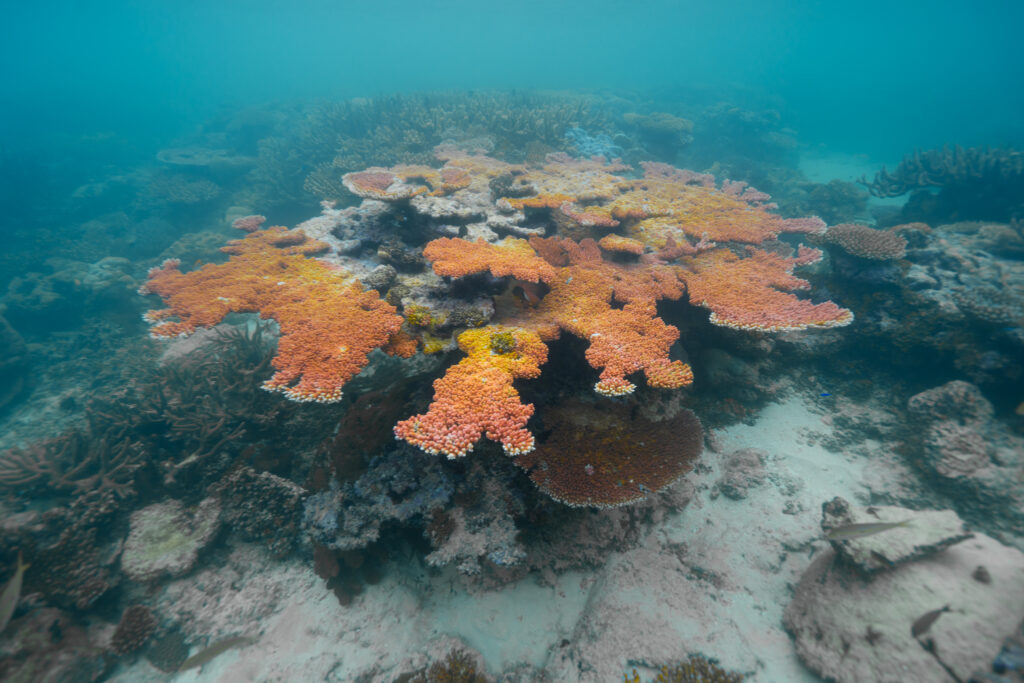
[122,498,221,582]
[785,533,1024,683]
[822,497,972,573]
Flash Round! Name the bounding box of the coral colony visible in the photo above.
[141,146,852,506]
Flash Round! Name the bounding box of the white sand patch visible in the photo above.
[799,150,890,184]
[547,394,870,681]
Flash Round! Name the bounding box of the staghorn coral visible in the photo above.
[0,427,141,499]
[514,401,703,508]
[141,223,404,403]
[862,145,1024,198]
[824,223,908,260]
[863,145,1024,223]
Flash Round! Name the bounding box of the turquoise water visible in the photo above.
[4,1,1023,157]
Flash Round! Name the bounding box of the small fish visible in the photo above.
[825,520,912,541]
[0,551,30,634]
[177,635,257,672]
[912,605,950,637]
[820,392,832,397]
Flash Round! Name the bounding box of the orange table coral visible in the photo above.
[681,248,854,331]
[423,237,556,283]
[424,235,693,398]
[393,326,547,457]
[141,225,403,403]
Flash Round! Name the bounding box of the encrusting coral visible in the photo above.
[514,401,703,508]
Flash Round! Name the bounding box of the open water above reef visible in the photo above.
[2,2,1024,682]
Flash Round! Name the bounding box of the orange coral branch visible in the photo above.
[394,327,547,457]
[682,248,854,331]
[423,237,557,283]
[141,226,402,403]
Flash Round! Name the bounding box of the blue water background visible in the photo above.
[3,0,1022,164]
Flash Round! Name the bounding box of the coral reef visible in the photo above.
[826,217,1023,392]
[144,146,850,503]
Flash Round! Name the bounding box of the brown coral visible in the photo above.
[111,605,158,655]
[514,402,703,508]
[824,223,908,260]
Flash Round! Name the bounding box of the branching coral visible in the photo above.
[861,145,1024,198]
